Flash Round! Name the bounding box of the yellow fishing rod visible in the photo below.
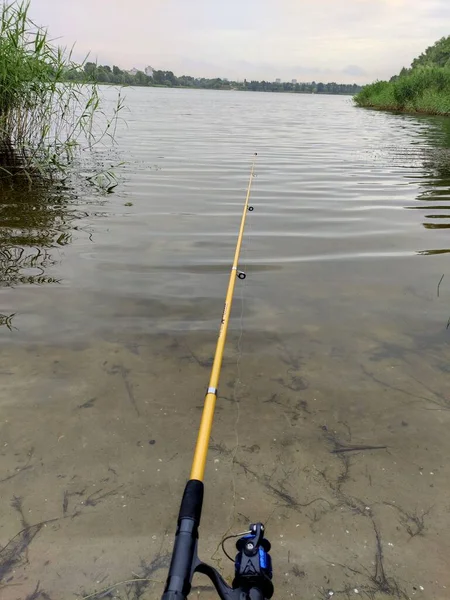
[190,155,255,482]
[162,154,274,600]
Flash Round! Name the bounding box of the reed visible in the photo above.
[0,1,121,182]
[354,67,450,116]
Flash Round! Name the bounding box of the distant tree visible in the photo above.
[84,61,97,77]
[412,35,450,69]
[164,71,178,86]
[124,72,134,85]
[96,68,111,83]
[152,70,165,84]
[178,75,195,87]
[64,69,76,81]
[135,70,148,85]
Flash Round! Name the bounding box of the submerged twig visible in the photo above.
[437,274,444,297]
[0,313,16,330]
[0,448,34,484]
[24,580,52,600]
[0,518,58,582]
[331,445,387,454]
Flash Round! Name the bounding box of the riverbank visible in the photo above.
[354,67,450,117]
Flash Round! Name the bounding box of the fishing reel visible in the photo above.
[161,480,273,600]
[191,523,273,600]
[232,523,274,599]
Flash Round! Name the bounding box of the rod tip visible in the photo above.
[254,152,258,155]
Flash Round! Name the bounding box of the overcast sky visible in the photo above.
[29,0,449,84]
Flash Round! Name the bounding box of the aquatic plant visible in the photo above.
[354,36,450,116]
[0,1,122,181]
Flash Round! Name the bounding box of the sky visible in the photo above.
[29,0,450,84]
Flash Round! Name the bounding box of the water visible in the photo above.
[1,88,450,600]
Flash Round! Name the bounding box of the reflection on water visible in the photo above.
[406,117,450,250]
[1,90,450,600]
[0,246,60,287]
[0,181,73,288]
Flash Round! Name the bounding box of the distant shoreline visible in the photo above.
[97,83,357,96]
[69,63,361,95]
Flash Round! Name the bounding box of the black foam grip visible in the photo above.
[178,479,204,525]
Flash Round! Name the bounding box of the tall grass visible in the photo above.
[0,1,122,182]
[354,67,450,116]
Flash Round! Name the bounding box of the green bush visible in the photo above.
[354,66,450,115]
[354,80,397,108]
[354,35,450,116]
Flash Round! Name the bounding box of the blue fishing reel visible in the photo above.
[161,488,274,600]
[233,524,274,599]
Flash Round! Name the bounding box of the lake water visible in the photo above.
[1,88,450,600]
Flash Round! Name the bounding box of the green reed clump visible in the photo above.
[0,1,121,182]
[354,80,397,109]
[412,87,450,115]
[354,66,450,116]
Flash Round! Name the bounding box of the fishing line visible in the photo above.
[228,158,256,527]
[211,157,256,562]
[221,529,252,563]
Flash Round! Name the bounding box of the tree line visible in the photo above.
[63,62,361,95]
[355,35,450,116]
[399,35,450,78]
[389,36,450,82]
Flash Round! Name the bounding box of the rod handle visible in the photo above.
[161,480,204,599]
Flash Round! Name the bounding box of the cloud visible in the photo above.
[343,65,367,77]
[28,0,450,84]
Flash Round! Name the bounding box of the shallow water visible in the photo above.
[1,88,450,600]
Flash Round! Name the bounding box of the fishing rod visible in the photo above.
[161,154,274,600]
